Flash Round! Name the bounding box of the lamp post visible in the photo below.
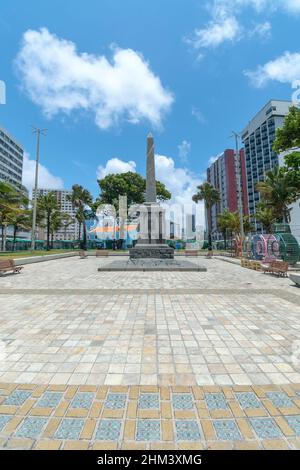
[230,131,244,242]
[31,127,47,251]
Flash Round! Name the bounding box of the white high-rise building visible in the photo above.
[0,125,24,188]
[242,100,292,231]
[32,189,80,241]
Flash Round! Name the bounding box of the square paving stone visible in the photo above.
[71,392,94,409]
[249,418,282,439]
[0,415,12,432]
[136,420,160,441]
[235,392,263,410]
[172,393,194,410]
[3,390,32,406]
[15,417,48,439]
[138,394,159,410]
[55,418,85,439]
[285,416,300,436]
[265,392,294,408]
[213,420,242,441]
[95,420,122,440]
[105,393,127,409]
[36,392,63,408]
[205,393,228,410]
[175,420,201,441]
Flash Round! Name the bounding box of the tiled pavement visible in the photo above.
[0,256,300,449]
[0,383,300,450]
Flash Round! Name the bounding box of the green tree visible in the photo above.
[273,106,300,153]
[255,202,277,233]
[37,192,59,251]
[0,182,28,251]
[192,182,220,250]
[68,185,93,250]
[96,172,171,212]
[256,166,298,223]
[9,210,31,251]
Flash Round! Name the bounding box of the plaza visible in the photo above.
[0,256,300,449]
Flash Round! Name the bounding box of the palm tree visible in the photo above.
[217,210,232,249]
[256,166,298,223]
[37,192,59,250]
[193,182,220,250]
[255,202,277,233]
[9,210,31,251]
[68,185,93,250]
[0,182,27,251]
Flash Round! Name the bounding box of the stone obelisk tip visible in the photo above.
[146,133,156,203]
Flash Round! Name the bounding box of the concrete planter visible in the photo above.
[14,252,77,265]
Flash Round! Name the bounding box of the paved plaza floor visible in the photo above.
[0,256,299,449]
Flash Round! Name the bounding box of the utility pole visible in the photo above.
[31,127,47,251]
[231,131,244,242]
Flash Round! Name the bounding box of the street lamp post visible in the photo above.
[231,131,244,242]
[31,127,47,251]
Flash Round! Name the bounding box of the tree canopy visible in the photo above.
[96,172,171,211]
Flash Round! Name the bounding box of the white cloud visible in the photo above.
[192,107,206,124]
[16,28,174,130]
[189,14,241,50]
[245,51,300,86]
[248,21,272,38]
[155,154,204,208]
[187,0,299,56]
[97,158,136,179]
[178,140,191,163]
[22,152,64,193]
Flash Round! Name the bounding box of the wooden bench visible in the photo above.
[96,250,109,257]
[78,250,88,259]
[185,250,199,257]
[262,260,289,277]
[0,259,23,274]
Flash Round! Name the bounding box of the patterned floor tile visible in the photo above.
[235,392,263,410]
[136,420,160,441]
[205,393,228,410]
[3,390,31,406]
[105,393,127,409]
[71,392,94,409]
[249,418,282,439]
[213,420,242,441]
[15,417,48,439]
[95,420,122,440]
[285,416,300,436]
[265,392,294,408]
[36,392,63,408]
[138,394,159,409]
[172,393,194,410]
[55,418,85,439]
[175,420,201,441]
[0,415,12,432]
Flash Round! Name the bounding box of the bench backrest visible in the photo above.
[0,259,15,268]
[271,260,289,271]
[96,250,109,257]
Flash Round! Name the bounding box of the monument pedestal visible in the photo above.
[129,244,174,259]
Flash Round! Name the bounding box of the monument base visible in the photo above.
[98,258,207,272]
[129,244,174,259]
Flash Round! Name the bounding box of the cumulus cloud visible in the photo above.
[186,0,298,56]
[22,152,64,193]
[178,140,191,163]
[97,158,136,179]
[15,28,174,130]
[245,51,300,86]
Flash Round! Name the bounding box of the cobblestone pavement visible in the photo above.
[0,256,299,449]
[0,383,300,450]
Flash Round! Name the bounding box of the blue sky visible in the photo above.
[1,0,300,205]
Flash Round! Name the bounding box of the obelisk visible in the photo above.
[146,133,157,203]
[129,134,174,259]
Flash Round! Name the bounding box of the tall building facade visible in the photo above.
[0,125,24,188]
[242,100,292,231]
[33,189,80,241]
[207,149,248,240]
